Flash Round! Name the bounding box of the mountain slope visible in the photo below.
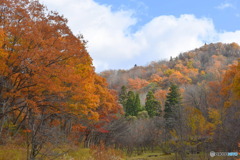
[101,42,240,92]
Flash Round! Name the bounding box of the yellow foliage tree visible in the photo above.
[221,59,240,107]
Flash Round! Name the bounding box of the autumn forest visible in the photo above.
[0,0,240,160]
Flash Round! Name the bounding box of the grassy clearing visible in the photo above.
[126,152,172,160]
[62,147,91,160]
[0,145,238,160]
[0,144,92,160]
[125,150,238,160]
[0,144,26,160]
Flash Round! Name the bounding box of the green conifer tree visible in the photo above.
[119,86,128,111]
[145,91,161,118]
[134,93,141,115]
[125,91,135,117]
[164,83,181,129]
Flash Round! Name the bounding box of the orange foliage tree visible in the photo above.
[168,71,191,85]
[150,74,162,83]
[0,0,122,158]
[154,89,168,108]
[128,78,149,90]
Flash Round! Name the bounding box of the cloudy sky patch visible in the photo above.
[40,0,240,72]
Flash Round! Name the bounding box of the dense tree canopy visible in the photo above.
[0,0,122,158]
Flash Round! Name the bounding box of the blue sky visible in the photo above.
[40,0,240,72]
[95,0,240,32]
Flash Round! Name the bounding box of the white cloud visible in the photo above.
[40,0,240,72]
[41,0,140,71]
[218,31,240,43]
[133,15,215,62]
[216,2,234,10]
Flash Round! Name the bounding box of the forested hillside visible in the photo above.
[101,42,240,93]
[99,42,240,158]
